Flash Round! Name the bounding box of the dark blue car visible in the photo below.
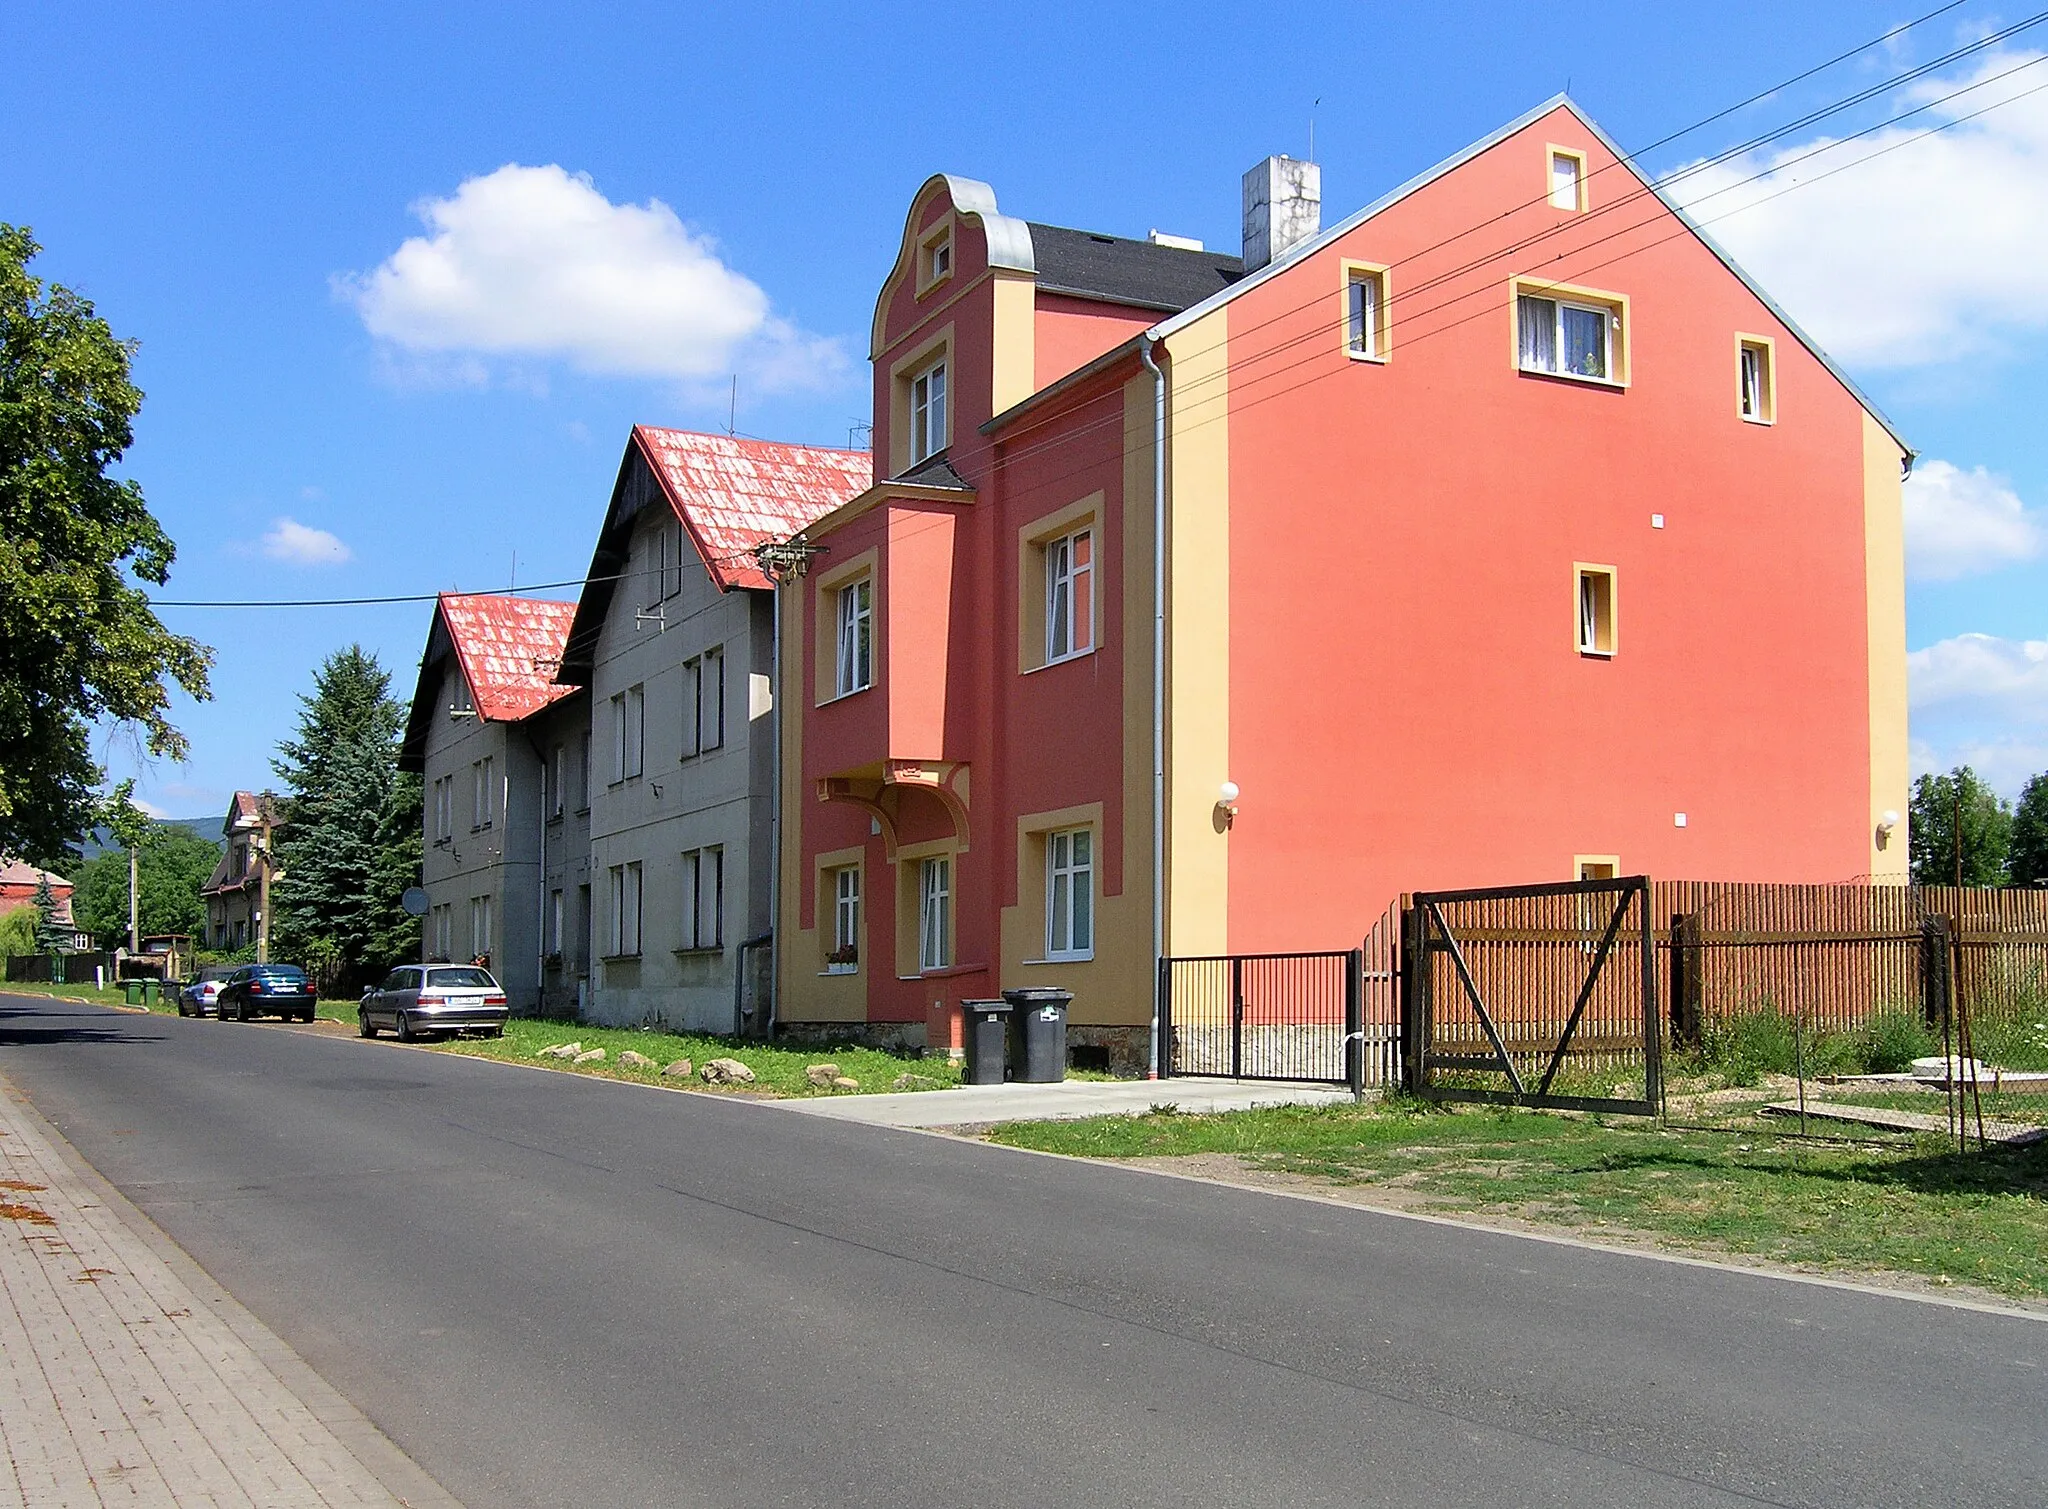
[215,963,316,1022]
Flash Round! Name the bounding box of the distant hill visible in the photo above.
[74,816,225,864]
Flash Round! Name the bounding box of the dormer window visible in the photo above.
[910,359,948,463]
[929,236,951,282]
[917,222,955,295]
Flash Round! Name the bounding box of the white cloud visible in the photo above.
[1667,51,2048,367]
[1903,459,2044,580]
[1909,632,2048,717]
[339,164,847,390]
[261,517,353,567]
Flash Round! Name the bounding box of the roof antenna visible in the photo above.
[727,375,738,436]
[1309,97,1321,162]
[509,549,517,592]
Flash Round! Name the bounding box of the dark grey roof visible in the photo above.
[1025,224,1243,313]
[892,452,973,491]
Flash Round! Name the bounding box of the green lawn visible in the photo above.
[428,1015,964,1098]
[990,1099,2048,1300]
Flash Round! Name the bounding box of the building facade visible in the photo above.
[776,96,1910,1069]
[555,427,868,1030]
[401,594,582,1013]
[199,792,280,953]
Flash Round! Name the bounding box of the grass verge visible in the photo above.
[427,1015,964,1098]
[988,1099,2048,1300]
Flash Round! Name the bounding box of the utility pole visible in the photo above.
[127,845,139,956]
[752,535,826,1035]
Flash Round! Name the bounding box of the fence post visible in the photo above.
[1229,956,1245,1081]
[1345,947,1364,1100]
[1669,913,1703,1047]
[1920,914,1951,1030]
[1155,956,1172,1079]
[1399,903,1425,1094]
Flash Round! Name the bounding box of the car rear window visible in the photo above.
[255,966,306,981]
[427,967,496,989]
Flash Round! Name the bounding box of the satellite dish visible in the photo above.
[401,886,430,917]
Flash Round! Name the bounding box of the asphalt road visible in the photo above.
[3,992,2043,1509]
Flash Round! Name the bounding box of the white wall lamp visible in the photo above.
[1216,780,1240,830]
[1876,809,1900,850]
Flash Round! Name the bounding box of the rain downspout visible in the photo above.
[1140,337,1167,1078]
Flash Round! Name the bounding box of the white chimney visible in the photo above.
[1241,155,1321,271]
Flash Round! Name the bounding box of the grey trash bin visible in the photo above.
[1002,987,1073,1083]
[961,1000,1012,1085]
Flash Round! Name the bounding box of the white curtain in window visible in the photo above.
[1348,276,1377,354]
[1518,296,1556,371]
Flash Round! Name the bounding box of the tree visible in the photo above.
[0,904,36,957]
[271,647,421,991]
[1908,766,2012,887]
[2010,773,2048,889]
[31,872,69,953]
[0,225,213,858]
[69,826,220,946]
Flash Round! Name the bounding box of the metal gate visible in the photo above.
[1405,876,1662,1116]
[1158,950,1364,1088]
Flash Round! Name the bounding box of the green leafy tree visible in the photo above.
[1908,766,2012,887]
[0,225,213,858]
[69,827,220,946]
[2010,772,2048,889]
[271,647,421,991]
[0,904,37,957]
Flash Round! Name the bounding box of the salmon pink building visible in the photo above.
[775,96,1910,1071]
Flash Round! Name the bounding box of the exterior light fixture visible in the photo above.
[1876,809,1900,850]
[1217,780,1240,829]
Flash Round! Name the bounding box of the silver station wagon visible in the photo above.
[359,965,508,1042]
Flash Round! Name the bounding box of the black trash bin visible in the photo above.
[1002,987,1073,1083]
[961,1000,1013,1085]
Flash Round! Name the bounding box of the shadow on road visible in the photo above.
[0,998,164,1048]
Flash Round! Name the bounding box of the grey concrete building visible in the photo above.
[553,426,868,1032]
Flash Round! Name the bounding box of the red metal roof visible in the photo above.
[633,427,872,592]
[438,594,580,722]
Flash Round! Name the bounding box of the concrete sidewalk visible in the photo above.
[772,1075,1361,1128]
[0,1072,460,1508]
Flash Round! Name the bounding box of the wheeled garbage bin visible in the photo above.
[141,979,160,1006]
[961,1000,1013,1085]
[1002,987,1073,1083]
[124,979,144,1006]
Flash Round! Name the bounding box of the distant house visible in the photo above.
[399,593,586,1014]
[0,860,87,948]
[199,792,280,952]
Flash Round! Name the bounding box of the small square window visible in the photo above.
[929,236,951,282]
[1575,565,1617,657]
[1343,264,1389,361]
[1737,336,1776,424]
[1549,148,1586,212]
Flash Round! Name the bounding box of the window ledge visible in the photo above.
[600,952,642,963]
[1345,349,1389,365]
[545,813,564,826]
[1740,413,1776,427]
[1022,954,1094,966]
[1518,366,1628,391]
[899,961,988,981]
[1023,647,1096,677]
[819,685,874,707]
[672,945,724,958]
[1578,648,1616,660]
[819,966,860,977]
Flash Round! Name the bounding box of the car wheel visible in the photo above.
[358,1011,377,1038]
[489,1025,505,1039]
[237,1001,252,1022]
[396,1012,417,1043]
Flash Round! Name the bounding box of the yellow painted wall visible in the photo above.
[1864,414,1910,881]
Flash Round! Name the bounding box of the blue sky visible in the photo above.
[5,0,2046,819]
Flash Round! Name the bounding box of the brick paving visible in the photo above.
[0,1075,460,1508]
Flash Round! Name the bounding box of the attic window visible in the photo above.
[1737,335,1776,423]
[1516,280,1628,386]
[1548,147,1587,211]
[918,223,954,294]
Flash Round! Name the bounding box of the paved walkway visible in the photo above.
[0,1073,459,1508]
[773,1075,1361,1128]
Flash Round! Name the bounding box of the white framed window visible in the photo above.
[1518,292,1617,382]
[1576,565,1617,657]
[1549,148,1586,211]
[608,862,642,957]
[611,686,645,782]
[471,757,494,830]
[432,777,452,840]
[829,866,860,970]
[548,745,564,817]
[910,359,948,463]
[925,232,952,285]
[1045,827,1094,960]
[1738,336,1776,423]
[836,578,873,696]
[919,856,952,972]
[1344,266,1388,360]
[469,894,494,960]
[681,846,724,950]
[548,889,563,955]
[430,904,452,961]
[686,646,725,756]
[1045,529,1094,663]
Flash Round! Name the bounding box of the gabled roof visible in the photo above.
[1025,224,1244,313]
[557,428,871,683]
[0,859,71,893]
[398,596,579,771]
[223,790,276,834]
[438,595,580,722]
[1144,94,1909,455]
